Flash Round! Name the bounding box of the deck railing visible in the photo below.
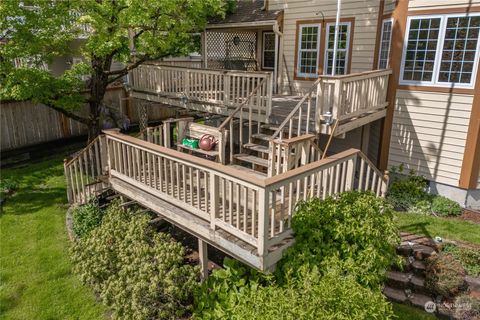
[316,69,391,126]
[129,64,273,120]
[64,135,108,204]
[98,130,388,257]
[271,69,391,139]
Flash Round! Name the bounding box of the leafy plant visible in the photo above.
[194,263,394,320]
[0,179,19,203]
[431,196,463,217]
[387,166,430,211]
[443,244,480,277]
[425,253,466,298]
[410,199,432,215]
[453,294,480,319]
[72,201,198,320]
[277,191,401,288]
[72,201,104,238]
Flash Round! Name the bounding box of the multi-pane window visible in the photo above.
[401,14,480,87]
[378,18,393,69]
[438,16,480,83]
[402,18,441,82]
[297,24,320,77]
[263,32,275,69]
[324,22,350,75]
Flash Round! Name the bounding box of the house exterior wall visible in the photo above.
[388,90,474,187]
[269,0,382,94]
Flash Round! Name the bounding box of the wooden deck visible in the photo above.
[64,130,389,271]
[129,65,392,138]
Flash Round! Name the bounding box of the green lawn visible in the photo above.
[395,212,480,245]
[0,152,106,320]
[392,303,437,320]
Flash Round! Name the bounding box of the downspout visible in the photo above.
[273,20,283,94]
[331,0,342,76]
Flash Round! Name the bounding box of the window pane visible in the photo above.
[402,18,441,82]
[325,23,350,75]
[438,16,480,84]
[298,25,320,76]
[379,19,393,69]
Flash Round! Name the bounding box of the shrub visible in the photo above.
[0,179,18,203]
[72,201,198,320]
[425,253,466,298]
[453,294,480,319]
[387,171,430,212]
[194,262,394,320]
[410,199,432,215]
[277,191,400,288]
[443,244,480,277]
[431,196,463,217]
[72,201,104,238]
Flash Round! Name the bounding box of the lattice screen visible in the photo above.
[206,31,258,71]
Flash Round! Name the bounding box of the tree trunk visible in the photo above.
[87,56,112,142]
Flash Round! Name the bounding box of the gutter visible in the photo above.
[206,20,277,29]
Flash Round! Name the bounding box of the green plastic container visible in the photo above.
[182,138,199,149]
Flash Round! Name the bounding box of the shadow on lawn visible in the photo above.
[399,221,432,239]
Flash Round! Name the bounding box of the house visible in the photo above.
[65,0,480,273]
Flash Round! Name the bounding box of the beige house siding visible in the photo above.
[383,0,397,15]
[408,0,480,11]
[274,0,381,94]
[388,90,474,186]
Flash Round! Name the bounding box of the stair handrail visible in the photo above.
[270,78,322,140]
[64,134,108,204]
[218,78,267,130]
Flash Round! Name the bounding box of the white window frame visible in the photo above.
[296,23,321,78]
[262,31,275,70]
[323,22,351,75]
[378,18,394,69]
[400,13,480,89]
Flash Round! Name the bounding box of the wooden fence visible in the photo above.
[1,86,176,151]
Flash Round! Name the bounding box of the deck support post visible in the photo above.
[198,238,209,281]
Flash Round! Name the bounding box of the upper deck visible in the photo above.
[128,63,391,137]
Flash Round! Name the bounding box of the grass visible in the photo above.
[0,151,106,320]
[392,303,437,320]
[395,212,480,245]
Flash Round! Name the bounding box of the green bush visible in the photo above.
[277,191,401,288]
[443,244,480,277]
[409,199,432,215]
[72,202,198,320]
[0,178,18,203]
[387,167,430,211]
[72,201,104,238]
[431,196,463,217]
[425,253,465,298]
[194,261,393,320]
[453,294,480,319]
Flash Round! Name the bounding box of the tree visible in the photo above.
[0,0,224,140]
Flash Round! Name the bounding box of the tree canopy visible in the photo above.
[0,0,224,137]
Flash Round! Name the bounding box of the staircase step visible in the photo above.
[261,124,281,131]
[411,260,427,276]
[252,133,272,141]
[412,244,437,260]
[243,143,270,154]
[386,271,410,289]
[233,154,268,167]
[409,292,433,309]
[228,164,267,179]
[383,286,408,303]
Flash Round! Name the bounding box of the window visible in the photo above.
[378,18,393,69]
[296,24,321,77]
[401,14,480,87]
[324,22,351,75]
[262,32,275,69]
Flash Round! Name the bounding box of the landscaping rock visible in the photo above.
[386,271,410,289]
[409,292,433,309]
[411,260,426,276]
[410,275,428,294]
[383,286,408,303]
[465,276,480,293]
[412,244,437,260]
[397,244,413,256]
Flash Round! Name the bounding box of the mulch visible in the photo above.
[456,209,480,224]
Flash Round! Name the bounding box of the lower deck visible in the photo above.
[65,130,389,271]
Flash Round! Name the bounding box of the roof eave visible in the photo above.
[206,20,277,29]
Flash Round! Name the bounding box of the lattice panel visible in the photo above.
[206,31,258,71]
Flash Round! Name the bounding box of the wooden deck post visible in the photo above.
[64,159,72,203]
[198,238,209,281]
[257,188,269,257]
[209,174,219,229]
